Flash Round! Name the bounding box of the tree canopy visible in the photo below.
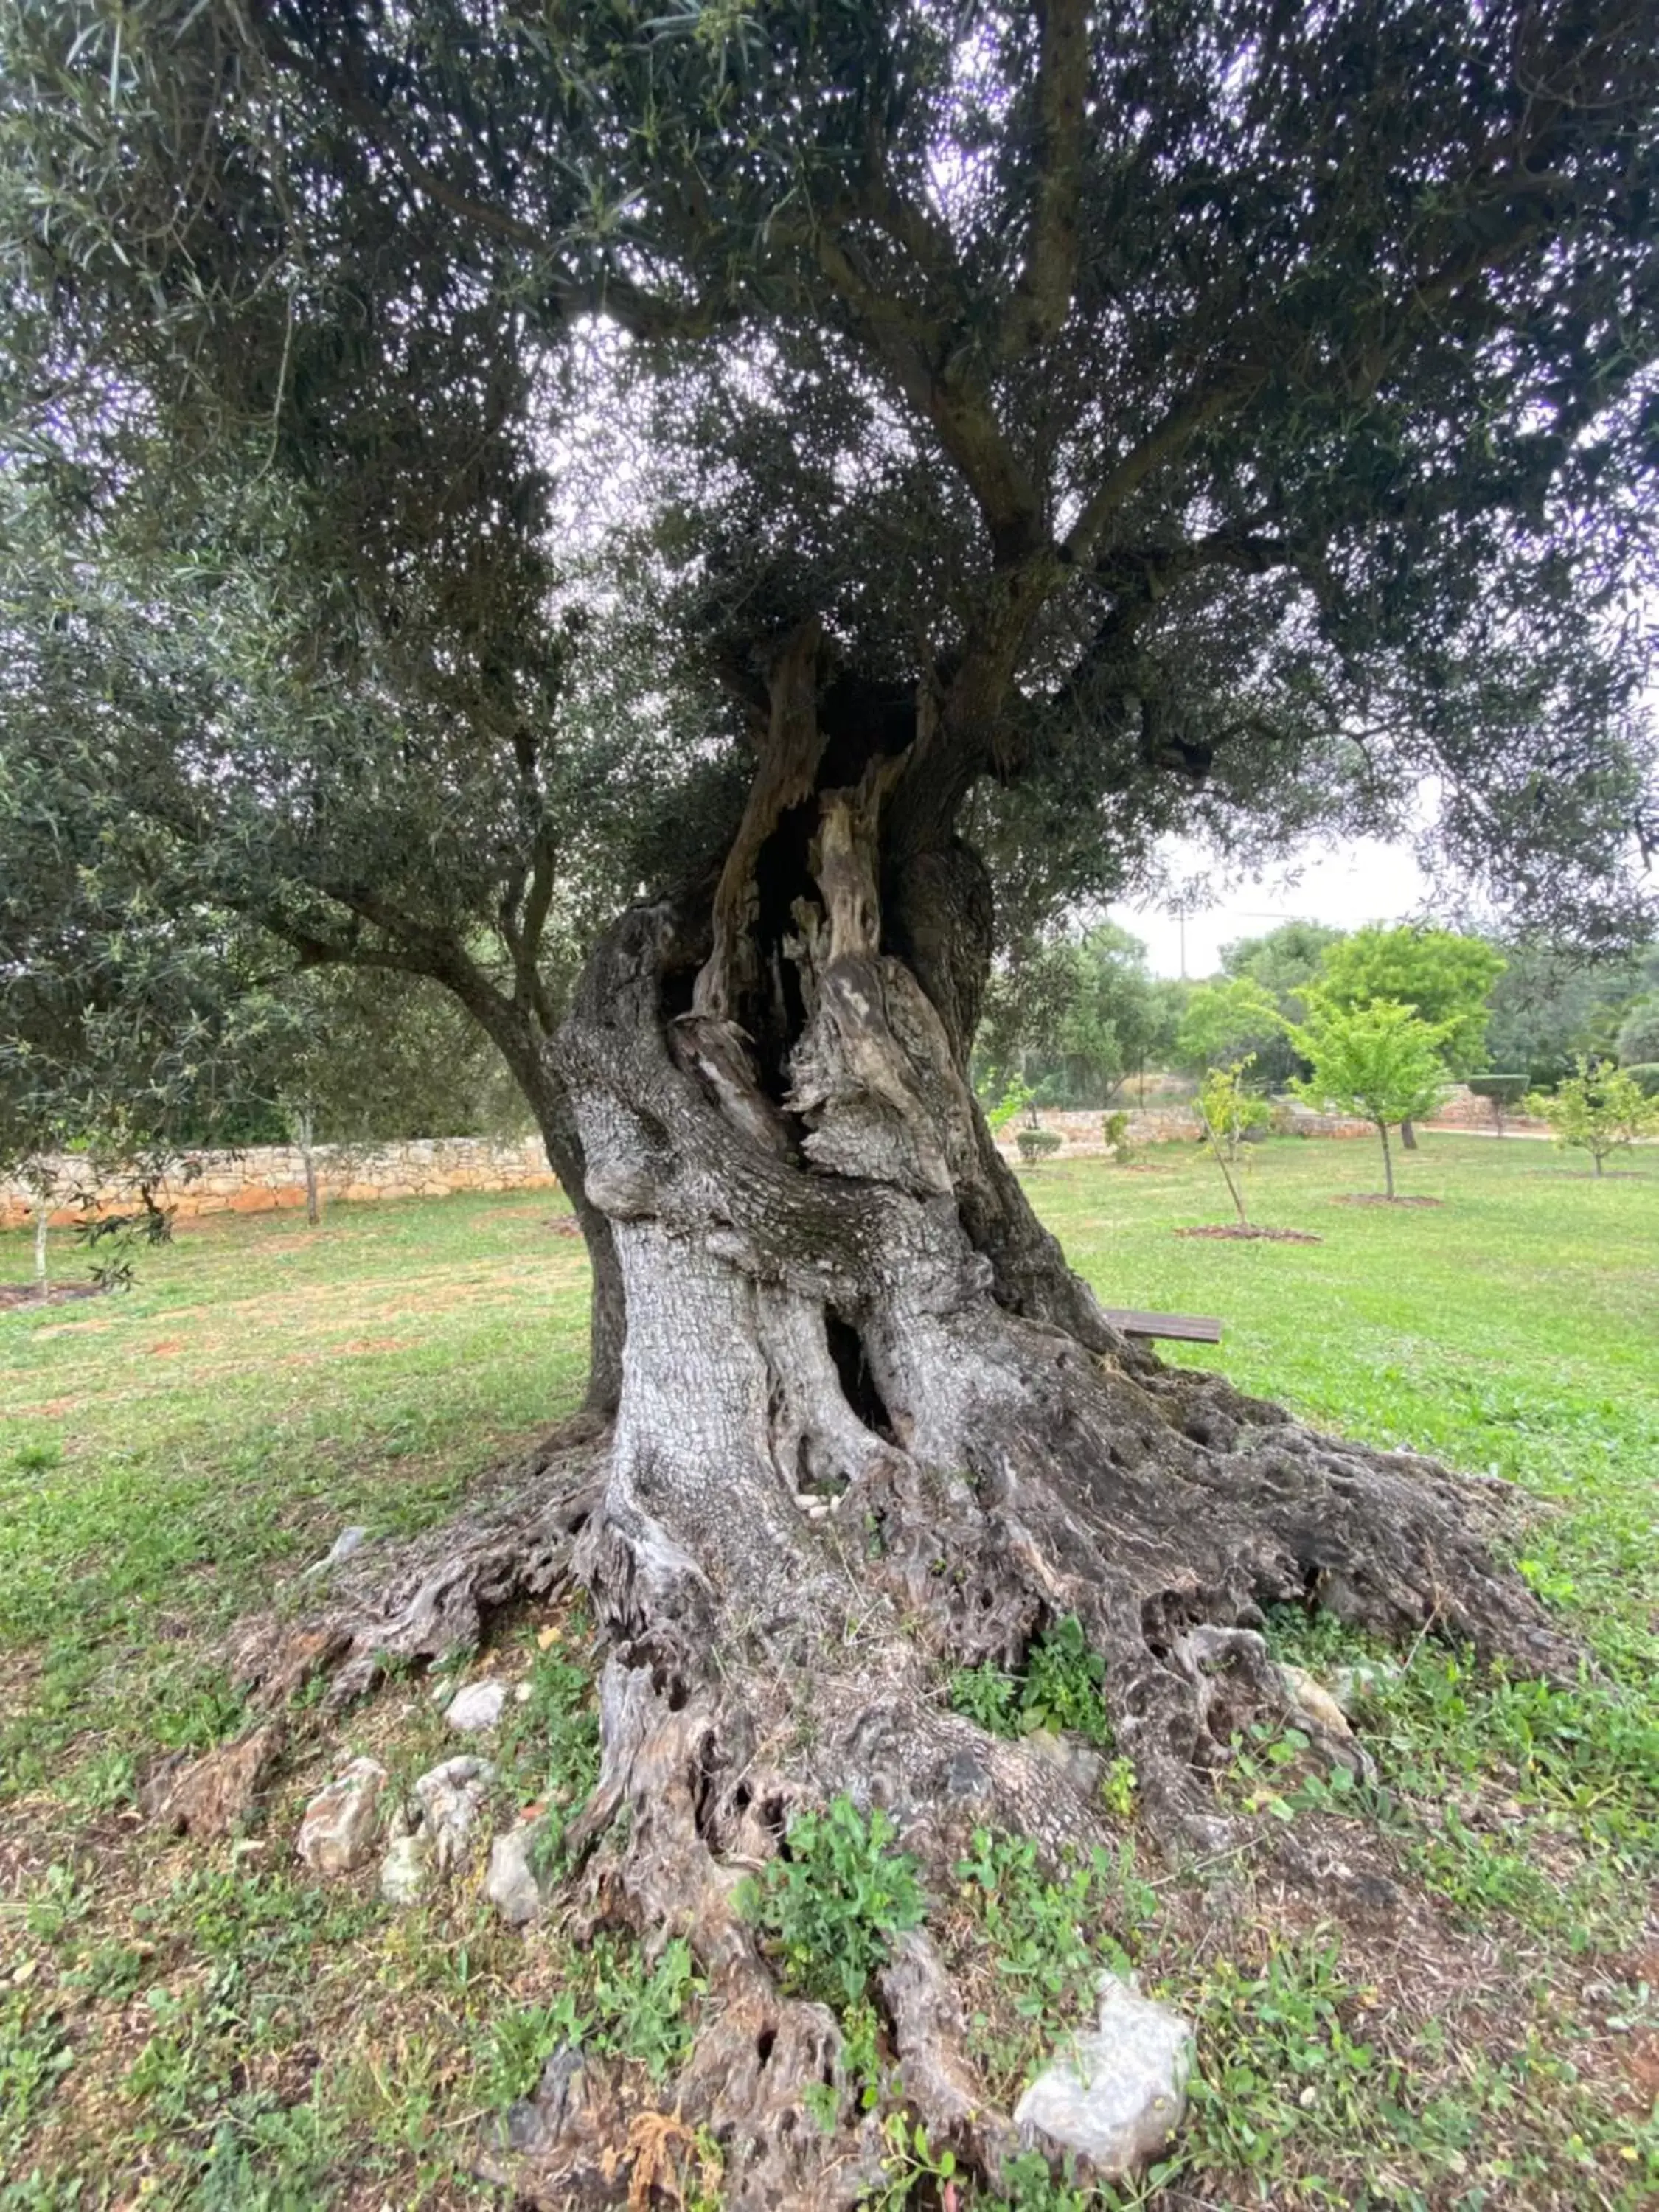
[1173,975,1285,1079]
[1484,939,1659,1082]
[1221,922,1349,1006]
[3,0,1657,961]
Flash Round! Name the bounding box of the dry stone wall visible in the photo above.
[995,1102,1374,1158]
[0,1135,558,1231]
[6,1092,1502,1228]
[1424,1084,1551,1134]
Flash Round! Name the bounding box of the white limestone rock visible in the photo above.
[487,1819,549,1927]
[1014,1972,1194,2177]
[295,1756,387,1877]
[413,1756,495,1872]
[380,1829,431,1907]
[1276,1662,1353,1739]
[445,1680,509,1733]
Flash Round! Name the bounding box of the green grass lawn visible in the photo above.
[0,1138,1655,2209]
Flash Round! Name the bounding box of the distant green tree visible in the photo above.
[1288,1001,1450,1199]
[1221,922,1348,1001]
[1528,1060,1659,1176]
[1213,922,1348,1085]
[1174,977,1284,1079]
[978,925,1161,1107]
[1315,928,1504,1077]
[1615,997,1659,1068]
[1482,944,1655,1082]
[1465,1074,1530,1136]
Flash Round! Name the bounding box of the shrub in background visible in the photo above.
[1527,1060,1659,1176]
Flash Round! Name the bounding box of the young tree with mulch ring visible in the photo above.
[1196,1060,1267,1228]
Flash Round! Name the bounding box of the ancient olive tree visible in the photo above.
[5,1,1658,2195]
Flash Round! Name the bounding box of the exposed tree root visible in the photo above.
[224,1330,1573,2205]
[232,1425,606,1708]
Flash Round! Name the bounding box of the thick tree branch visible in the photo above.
[813,229,1046,562]
[500,726,560,1033]
[1063,380,1260,566]
[1001,0,1090,359]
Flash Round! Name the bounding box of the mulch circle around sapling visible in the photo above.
[1330,1194,1444,1207]
[0,1281,111,1311]
[1174,1225,1324,1242]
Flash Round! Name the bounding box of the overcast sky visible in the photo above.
[1113,832,1437,979]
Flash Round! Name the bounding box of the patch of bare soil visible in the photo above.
[0,1281,109,1312]
[1175,1224,1324,1242]
[1331,1194,1444,1208]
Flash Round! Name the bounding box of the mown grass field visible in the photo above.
[1,1135,1655,2209]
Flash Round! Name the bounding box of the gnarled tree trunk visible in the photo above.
[248,650,1571,2204]
[493,653,1575,2205]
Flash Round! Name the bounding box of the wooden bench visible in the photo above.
[1101,1307,1223,1345]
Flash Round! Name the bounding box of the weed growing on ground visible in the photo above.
[0,1990,72,2170]
[740,1795,925,2127]
[950,1613,1112,1746]
[949,1655,1020,1734]
[977,2150,1094,2209]
[1260,1604,1658,1952]
[948,1829,1151,2105]
[859,2114,961,2208]
[1180,1934,1382,2182]
[473,1935,703,2106]
[740,1795,926,2014]
[495,1622,602,1874]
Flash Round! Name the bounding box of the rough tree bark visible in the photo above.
[254,650,1574,2206]
[525,1055,627,1425]
[502,655,1569,2202]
